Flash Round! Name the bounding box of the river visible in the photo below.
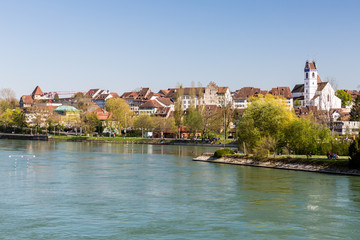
[0,140,359,239]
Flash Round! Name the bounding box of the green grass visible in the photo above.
[51,135,165,142]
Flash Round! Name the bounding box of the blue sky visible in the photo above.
[0,0,359,97]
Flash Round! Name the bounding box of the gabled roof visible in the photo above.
[292,84,304,93]
[155,97,173,106]
[32,86,43,96]
[93,108,111,120]
[95,94,110,100]
[269,87,292,98]
[232,87,264,99]
[217,87,229,94]
[20,95,34,104]
[317,82,328,92]
[317,75,322,83]
[139,99,163,108]
[110,92,120,98]
[86,89,100,97]
[154,107,172,117]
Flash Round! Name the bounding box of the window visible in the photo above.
[312,72,315,78]
[306,73,308,78]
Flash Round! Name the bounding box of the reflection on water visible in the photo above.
[0,139,359,240]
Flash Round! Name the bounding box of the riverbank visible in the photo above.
[0,133,48,141]
[193,153,360,176]
[49,136,237,147]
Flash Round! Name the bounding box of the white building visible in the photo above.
[292,61,341,111]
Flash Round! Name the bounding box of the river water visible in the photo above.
[0,140,359,239]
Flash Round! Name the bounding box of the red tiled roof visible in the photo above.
[32,86,43,96]
[269,87,292,98]
[218,87,228,94]
[156,97,173,106]
[317,75,322,83]
[233,87,264,99]
[21,95,33,104]
[110,92,120,98]
[93,108,111,120]
[139,99,163,108]
[154,107,172,117]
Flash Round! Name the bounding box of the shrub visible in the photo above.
[214,148,234,158]
[349,137,360,168]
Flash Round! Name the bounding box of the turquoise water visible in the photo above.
[0,140,359,239]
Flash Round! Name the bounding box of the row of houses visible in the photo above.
[19,60,360,135]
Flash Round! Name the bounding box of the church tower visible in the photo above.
[304,60,318,105]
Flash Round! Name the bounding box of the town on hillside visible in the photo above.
[14,60,360,138]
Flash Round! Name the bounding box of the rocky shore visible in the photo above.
[193,154,360,176]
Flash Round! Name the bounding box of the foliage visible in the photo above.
[349,136,360,168]
[293,99,301,107]
[105,98,131,129]
[237,95,293,152]
[335,89,352,107]
[214,148,234,158]
[350,95,360,121]
[152,117,177,135]
[133,114,154,129]
[0,88,18,113]
[0,108,27,129]
[81,112,100,133]
[174,84,184,136]
[184,107,203,135]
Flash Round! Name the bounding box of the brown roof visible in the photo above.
[154,107,172,118]
[218,87,228,94]
[291,84,304,93]
[93,108,111,121]
[233,87,264,99]
[268,87,292,98]
[86,89,100,97]
[95,94,110,100]
[158,90,170,96]
[110,92,120,98]
[156,97,173,106]
[32,86,43,96]
[344,89,360,100]
[317,82,328,91]
[139,99,163,108]
[21,95,34,104]
[317,75,322,83]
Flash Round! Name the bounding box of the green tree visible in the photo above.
[0,109,14,128]
[12,108,26,129]
[174,84,184,137]
[336,89,352,107]
[105,98,131,132]
[349,136,360,168]
[133,114,154,130]
[350,95,360,121]
[184,107,203,137]
[236,95,294,153]
[81,112,100,134]
[294,99,301,107]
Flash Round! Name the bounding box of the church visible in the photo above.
[292,61,341,111]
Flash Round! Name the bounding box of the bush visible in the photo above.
[349,137,360,168]
[214,148,234,158]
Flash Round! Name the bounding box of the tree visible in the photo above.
[350,95,360,121]
[174,84,184,138]
[0,88,18,113]
[81,112,100,134]
[336,89,352,107]
[153,117,177,136]
[0,109,14,128]
[236,95,294,153]
[105,98,131,133]
[349,136,360,168]
[133,114,154,130]
[184,107,203,137]
[294,99,301,107]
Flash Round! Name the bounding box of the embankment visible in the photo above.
[193,154,360,176]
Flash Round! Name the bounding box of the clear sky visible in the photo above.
[0,0,359,97]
